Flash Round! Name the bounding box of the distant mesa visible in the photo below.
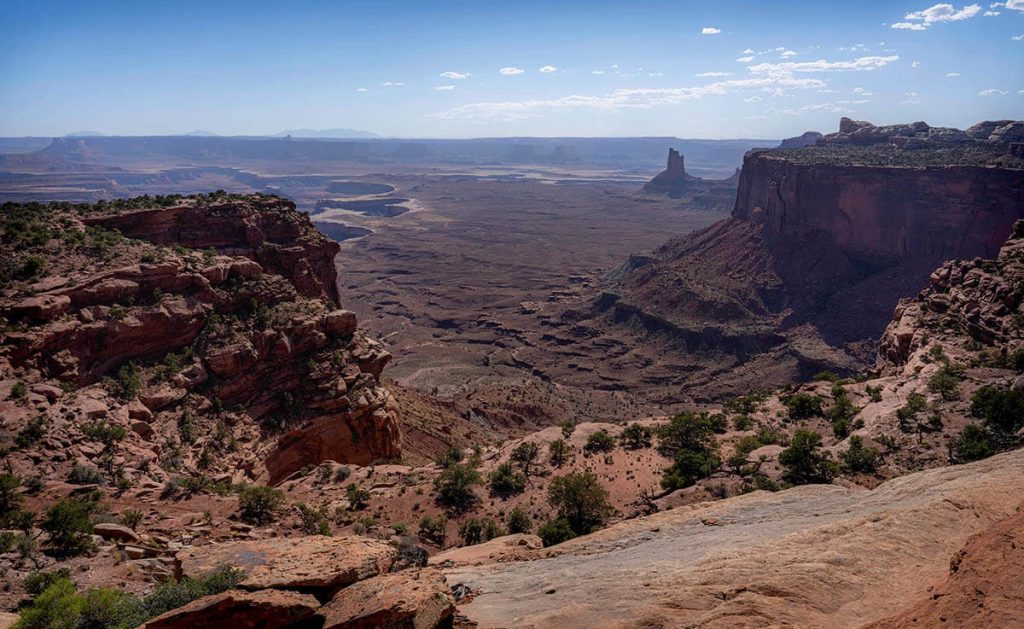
[778,131,822,149]
[273,127,381,139]
[181,130,219,137]
[640,148,702,197]
[64,130,106,137]
[639,148,740,210]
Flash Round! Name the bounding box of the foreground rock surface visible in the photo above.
[178,536,397,593]
[319,568,455,629]
[139,589,319,629]
[445,449,1024,628]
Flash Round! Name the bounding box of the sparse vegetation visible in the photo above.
[41,497,99,557]
[510,441,540,476]
[506,506,532,534]
[488,462,527,496]
[782,392,824,420]
[584,429,616,453]
[547,471,613,537]
[841,436,881,474]
[548,439,569,467]
[658,412,721,490]
[620,423,653,449]
[459,518,504,545]
[434,462,481,510]
[237,485,284,525]
[779,430,836,485]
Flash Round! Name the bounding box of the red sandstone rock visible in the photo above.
[319,568,455,629]
[138,589,320,629]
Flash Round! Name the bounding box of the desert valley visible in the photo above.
[2,2,1024,628]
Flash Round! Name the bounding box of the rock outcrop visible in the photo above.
[83,196,341,304]
[778,130,822,149]
[819,117,1024,149]
[639,149,738,210]
[319,568,455,629]
[139,589,321,629]
[595,118,1024,396]
[0,194,400,486]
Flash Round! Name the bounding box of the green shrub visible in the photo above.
[67,464,104,486]
[506,506,532,534]
[620,423,653,449]
[813,370,839,383]
[779,430,836,485]
[13,577,83,629]
[345,484,371,511]
[866,385,883,403]
[434,462,481,510]
[548,439,569,467]
[949,424,996,463]
[488,462,527,496]
[14,416,48,449]
[584,430,616,453]
[840,436,881,474]
[418,515,449,547]
[0,473,24,523]
[538,517,576,547]
[896,393,927,431]
[296,503,331,536]
[708,413,729,434]
[10,381,28,400]
[547,472,612,536]
[559,421,576,439]
[41,498,98,557]
[732,415,754,431]
[970,385,1024,434]
[458,518,504,545]
[435,446,464,469]
[928,364,963,400]
[237,485,284,525]
[118,508,144,530]
[81,421,127,447]
[782,392,824,420]
[109,363,142,399]
[24,568,72,597]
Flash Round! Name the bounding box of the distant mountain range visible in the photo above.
[271,128,381,139]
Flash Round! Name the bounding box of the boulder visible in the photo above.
[178,536,397,593]
[319,568,455,629]
[430,534,543,568]
[94,522,140,543]
[322,310,358,337]
[138,589,320,629]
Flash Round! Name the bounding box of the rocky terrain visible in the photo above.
[530,118,1024,401]
[1,121,1023,628]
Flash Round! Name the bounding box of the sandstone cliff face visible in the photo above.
[0,194,400,486]
[83,197,340,304]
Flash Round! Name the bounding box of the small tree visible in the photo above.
[42,498,98,557]
[538,517,575,547]
[840,436,880,474]
[948,424,996,463]
[417,515,448,547]
[506,506,532,534]
[547,472,613,536]
[459,518,503,545]
[237,485,284,525]
[345,484,371,511]
[970,385,1024,435]
[584,430,616,453]
[434,462,481,510]
[548,439,569,467]
[510,441,540,476]
[658,413,721,490]
[488,462,527,496]
[928,364,963,401]
[620,423,652,449]
[782,393,824,420]
[779,430,836,485]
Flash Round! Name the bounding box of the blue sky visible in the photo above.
[0,0,1021,138]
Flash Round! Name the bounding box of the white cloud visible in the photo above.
[748,55,899,74]
[499,66,524,75]
[1002,0,1024,11]
[840,43,869,52]
[744,95,763,102]
[591,70,605,75]
[355,88,368,92]
[611,64,620,69]
[742,48,755,54]
[779,50,797,58]
[380,81,405,86]
[701,27,721,35]
[434,85,456,91]
[946,72,961,77]
[647,72,664,77]
[912,60,921,68]
[895,3,981,28]
[978,88,1009,95]
[1013,33,1024,40]
[440,71,470,80]
[539,65,558,73]
[900,91,921,105]
[853,87,874,95]
[429,75,825,122]
[736,55,756,63]
[984,9,1000,14]
[696,71,732,77]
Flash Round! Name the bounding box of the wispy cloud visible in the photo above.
[429,76,826,122]
[736,55,755,63]
[779,50,797,58]
[434,85,456,91]
[946,72,961,77]
[539,65,558,73]
[748,55,899,74]
[900,91,921,105]
[701,27,721,35]
[355,88,368,92]
[894,3,981,29]
[591,70,605,75]
[990,1,1024,11]
[696,71,733,77]
[978,88,1009,95]
[853,86,874,95]
[380,81,405,87]
[1013,33,1024,40]
[499,66,524,75]
[440,71,470,80]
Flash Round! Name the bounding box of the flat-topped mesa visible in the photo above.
[84,196,341,304]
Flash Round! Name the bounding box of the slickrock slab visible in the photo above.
[447,449,1024,628]
[178,536,397,592]
[320,568,455,629]
[138,589,319,629]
